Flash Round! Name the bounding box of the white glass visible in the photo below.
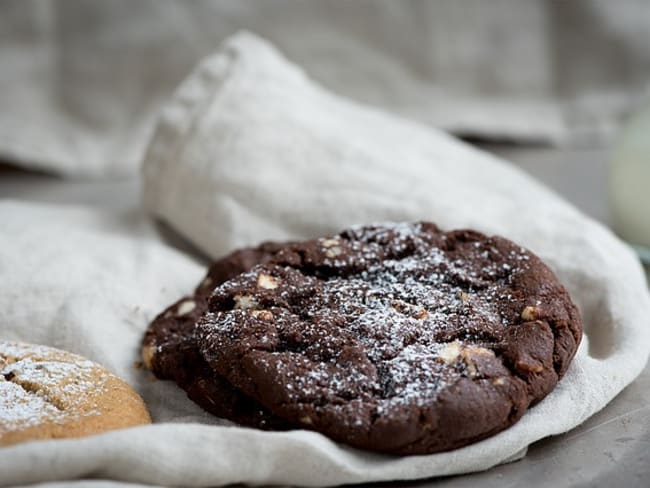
[610,99,650,262]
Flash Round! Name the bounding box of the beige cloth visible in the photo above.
[2,0,650,177]
[1,32,649,487]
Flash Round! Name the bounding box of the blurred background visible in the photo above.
[1,0,649,263]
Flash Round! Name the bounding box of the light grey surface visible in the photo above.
[0,146,649,487]
[486,144,611,225]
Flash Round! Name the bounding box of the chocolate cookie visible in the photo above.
[143,222,581,455]
[195,222,581,454]
[1,342,151,446]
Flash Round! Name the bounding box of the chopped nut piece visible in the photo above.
[516,360,544,373]
[251,310,274,320]
[257,273,279,290]
[299,416,313,425]
[390,299,409,313]
[321,238,340,248]
[521,306,539,321]
[234,295,258,310]
[325,246,342,258]
[414,309,428,320]
[492,377,506,386]
[458,291,469,302]
[465,361,478,378]
[391,300,428,319]
[141,344,156,370]
[458,347,494,378]
[439,342,461,364]
[176,300,197,316]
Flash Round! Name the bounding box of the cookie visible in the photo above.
[195,222,581,454]
[1,341,151,447]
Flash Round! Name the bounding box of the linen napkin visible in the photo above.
[1,32,649,487]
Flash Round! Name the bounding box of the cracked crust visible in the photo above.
[1,342,151,447]
[144,222,582,454]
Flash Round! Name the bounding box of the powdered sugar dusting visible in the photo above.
[1,343,108,434]
[0,381,60,429]
[201,222,533,416]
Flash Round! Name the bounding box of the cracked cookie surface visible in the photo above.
[1,342,151,446]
